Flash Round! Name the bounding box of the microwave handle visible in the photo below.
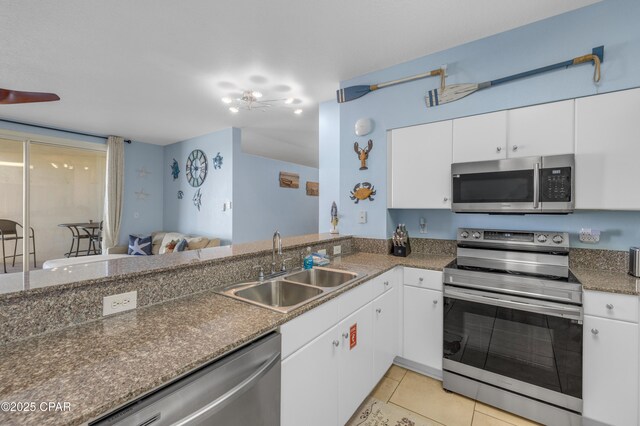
[533,162,540,209]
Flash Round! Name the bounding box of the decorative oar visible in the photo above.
[337,68,445,103]
[425,46,604,108]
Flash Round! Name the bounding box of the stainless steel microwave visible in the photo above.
[451,154,575,214]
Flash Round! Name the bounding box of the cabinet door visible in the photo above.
[338,303,374,425]
[452,111,507,163]
[390,121,452,208]
[575,88,640,210]
[403,286,443,372]
[281,325,339,426]
[583,315,639,426]
[507,100,574,158]
[373,286,399,382]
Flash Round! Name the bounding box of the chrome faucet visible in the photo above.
[272,230,282,274]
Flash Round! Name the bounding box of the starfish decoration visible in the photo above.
[137,167,151,178]
[193,188,202,211]
[135,189,150,200]
[129,238,150,255]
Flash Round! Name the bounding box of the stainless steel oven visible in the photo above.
[451,154,574,214]
[443,229,583,426]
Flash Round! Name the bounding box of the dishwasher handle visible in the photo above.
[173,352,280,426]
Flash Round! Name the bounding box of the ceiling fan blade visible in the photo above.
[0,88,60,104]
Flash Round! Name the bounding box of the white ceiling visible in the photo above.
[0,0,599,167]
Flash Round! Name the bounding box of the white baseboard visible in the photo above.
[393,357,442,381]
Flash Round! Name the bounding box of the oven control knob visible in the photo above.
[472,231,481,239]
[552,235,564,244]
[537,234,548,243]
[460,231,469,239]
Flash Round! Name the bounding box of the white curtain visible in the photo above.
[102,136,125,251]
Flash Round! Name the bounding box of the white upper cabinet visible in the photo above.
[389,120,452,209]
[453,111,507,163]
[575,88,640,210]
[508,100,575,158]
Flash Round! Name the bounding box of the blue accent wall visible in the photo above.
[331,0,640,250]
[318,100,341,233]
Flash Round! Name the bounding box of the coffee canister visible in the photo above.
[630,247,640,277]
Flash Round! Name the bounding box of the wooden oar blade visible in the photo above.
[425,84,479,108]
[336,85,372,103]
[0,89,60,104]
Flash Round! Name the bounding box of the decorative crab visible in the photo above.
[350,182,376,203]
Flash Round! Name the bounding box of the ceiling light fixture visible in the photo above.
[51,163,58,168]
[222,90,302,114]
[294,109,303,115]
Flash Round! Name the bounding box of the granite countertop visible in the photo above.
[572,268,640,295]
[0,252,450,426]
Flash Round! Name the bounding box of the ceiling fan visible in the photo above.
[0,87,60,104]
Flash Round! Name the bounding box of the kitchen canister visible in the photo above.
[630,247,640,277]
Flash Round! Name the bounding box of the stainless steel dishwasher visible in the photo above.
[90,332,281,426]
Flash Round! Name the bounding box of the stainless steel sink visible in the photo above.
[221,280,324,313]
[284,267,359,288]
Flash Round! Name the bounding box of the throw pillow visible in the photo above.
[175,238,188,252]
[185,236,209,250]
[164,239,179,253]
[128,235,152,256]
[159,232,187,254]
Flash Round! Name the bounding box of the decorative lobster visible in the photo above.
[354,139,373,170]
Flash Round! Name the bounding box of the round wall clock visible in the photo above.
[185,149,208,187]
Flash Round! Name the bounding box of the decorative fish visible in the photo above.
[170,159,180,180]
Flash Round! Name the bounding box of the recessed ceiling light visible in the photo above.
[294,109,303,115]
[221,97,233,104]
[285,98,294,104]
[252,91,263,98]
[229,107,239,113]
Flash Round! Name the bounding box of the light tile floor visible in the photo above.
[367,365,541,426]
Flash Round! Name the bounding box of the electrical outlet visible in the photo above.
[333,245,342,255]
[103,291,137,316]
[317,249,327,256]
[358,211,367,224]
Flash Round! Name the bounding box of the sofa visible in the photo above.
[106,231,221,255]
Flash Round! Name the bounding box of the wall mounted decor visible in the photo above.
[186,149,208,187]
[354,140,373,170]
[279,171,300,188]
[213,152,224,170]
[426,45,604,108]
[192,188,202,211]
[330,201,339,234]
[350,182,376,203]
[170,159,180,180]
[355,118,374,136]
[136,167,151,178]
[177,190,184,199]
[306,181,319,196]
[135,188,150,200]
[337,67,445,103]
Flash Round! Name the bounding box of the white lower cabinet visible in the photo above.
[403,285,443,373]
[583,315,639,426]
[372,286,399,383]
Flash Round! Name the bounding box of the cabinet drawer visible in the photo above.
[403,268,443,291]
[281,297,339,359]
[373,269,397,298]
[584,291,638,323]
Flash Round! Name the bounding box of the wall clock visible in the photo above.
[185,149,208,187]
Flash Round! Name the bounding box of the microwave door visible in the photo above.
[451,157,541,213]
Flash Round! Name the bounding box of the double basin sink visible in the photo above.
[220,267,362,313]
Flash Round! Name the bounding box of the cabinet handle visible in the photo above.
[591,328,599,335]
[342,332,349,339]
[376,308,382,314]
[384,281,389,287]
[419,277,424,282]
[496,147,502,153]
[512,145,518,151]
[433,300,438,305]
[606,304,614,310]
[333,340,340,347]
[443,197,449,202]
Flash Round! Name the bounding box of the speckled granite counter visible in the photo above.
[573,268,640,295]
[0,252,449,426]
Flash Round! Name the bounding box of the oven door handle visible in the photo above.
[533,162,541,209]
[444,286,582,321]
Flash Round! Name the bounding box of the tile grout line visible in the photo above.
[386,401,445,426]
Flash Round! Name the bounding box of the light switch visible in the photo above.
[358,211,367,224]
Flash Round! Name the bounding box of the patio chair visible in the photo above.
[0,219,36,273]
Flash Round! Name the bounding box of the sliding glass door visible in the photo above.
[0,137,25,274]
